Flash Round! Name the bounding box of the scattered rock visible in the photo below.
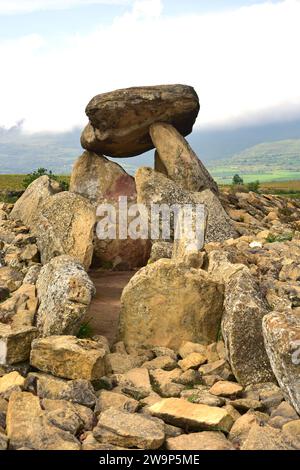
[26,373,97,408]
[166,431,234,450]
[142,355,178,371]
[229,399,264,413]
[6,391,81,450]
[34,191,96,270]
[282,420,300,449]
[229,411,270,448]
[30,336,107,381]
[241,423,291,450]
[35,255,95,336]
[94,408,165,449]
[178,353,207,371]
[0,324,37,365]
[181,389,225,407]
[149,398,233,432]
[0,371,25,397]
[0,266,23,293]
[10,176,62,228]
[209,381,243,398]
[263,309,300,414]
[95,390,139,415]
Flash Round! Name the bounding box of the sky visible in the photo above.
[0,0,299,134]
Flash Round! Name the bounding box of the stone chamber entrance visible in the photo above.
[85,270,137,346]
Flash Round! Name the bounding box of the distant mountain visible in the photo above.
[209,139,300,184]
[1,117,300,177]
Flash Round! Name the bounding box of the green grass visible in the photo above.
[0,174,70,192]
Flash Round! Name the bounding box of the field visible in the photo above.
[0,174,70,192]
[1,174,300,203]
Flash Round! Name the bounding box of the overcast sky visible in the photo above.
[0,0,299,133]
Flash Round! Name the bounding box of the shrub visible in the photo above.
[23,168,69,191]
[232,174,244,185]
[266,232,293,243]
[247,180,260,193]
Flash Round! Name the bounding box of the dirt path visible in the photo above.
[85,271,136,346]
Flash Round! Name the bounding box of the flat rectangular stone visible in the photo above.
[149,398,233,433]
[0,324,37,365]
[30,336,107,381]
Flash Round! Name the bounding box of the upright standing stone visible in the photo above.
[119,259,224,351]
[208,251,275,386]
[70,151,150,269]
[150,123,218,193]
[34,191,96,270]
[35,255,95,337]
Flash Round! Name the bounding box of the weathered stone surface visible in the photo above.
[70,151,150,269]
[82,431,127,450]
[105,352,141,375]
[26,373,97,407]
[142,355,178,371]
[209,381,243,398]
[35,255,95,337]
[193,190,238,243]
[149,398,233,432]
[181,389,225,407]
[241,423,291,450]
[0,266,23,293]
[0,324,37,365]
[149,242,173,263]
[178,353,207,371]
[0,371,25,397]
[0,283,38,328]
[0,431,8,450]
[150,368,183,398]
[124,368,152,395]
[30,336,107,381]
[229,411,270,448]
[22,265,41,285]
[282,420,300,449]
[119,259,224,351]
[178,341,207,359]
[229,398,263,412]
[42,399,94,434]
[166,431,234,450]
[82,84,199,158]
[208,251,275,386]
[34,191,95,270]
[10,176,62,228]
[263,309,300,414]
[95,390,139,415]
[6,391,81,450]
[150,123,218,193]
[94,408,165,449]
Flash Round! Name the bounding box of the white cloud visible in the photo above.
[0,0,131,15]
[0,0,300,133]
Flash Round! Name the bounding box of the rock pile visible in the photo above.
[0,84,300,450]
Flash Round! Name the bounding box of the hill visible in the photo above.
[209,139,300,184]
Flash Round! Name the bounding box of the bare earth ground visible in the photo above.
[86,270,136,346]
